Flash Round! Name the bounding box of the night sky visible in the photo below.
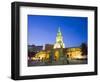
[28,15,88,47]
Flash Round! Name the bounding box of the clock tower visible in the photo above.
[54,27,65,49]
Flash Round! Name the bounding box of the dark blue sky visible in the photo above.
[28,15,87,47]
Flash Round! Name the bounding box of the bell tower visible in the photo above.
[54,27,65,49]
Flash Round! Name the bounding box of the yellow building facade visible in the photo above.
[66,47,82,59]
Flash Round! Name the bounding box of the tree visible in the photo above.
[80,43,87,56]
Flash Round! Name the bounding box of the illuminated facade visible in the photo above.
[65,47,82,59]
[54,27,65,49]
[32,50,50,61]
[30,27,85,62]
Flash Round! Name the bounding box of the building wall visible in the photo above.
[66,48,82,59]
